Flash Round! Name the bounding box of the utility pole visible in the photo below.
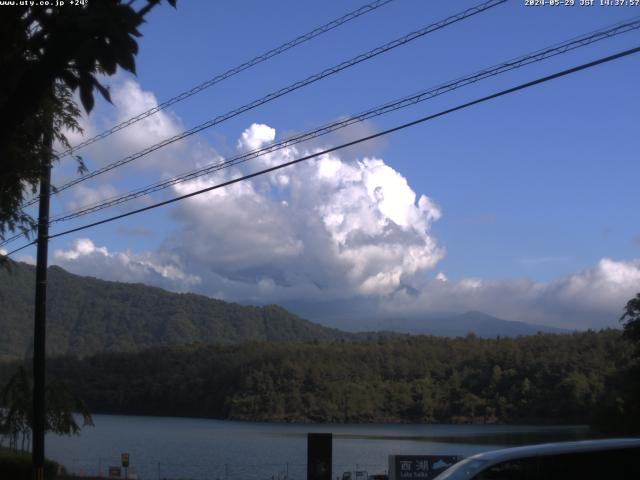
[32,119,53,480]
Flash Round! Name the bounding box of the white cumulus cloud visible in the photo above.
[58,77,197,182]
[53,238,200,290]
[165,123,444,299]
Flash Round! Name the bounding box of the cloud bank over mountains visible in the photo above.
[53,234,640,330]
[48,78,639,331]
[378,257,640,329]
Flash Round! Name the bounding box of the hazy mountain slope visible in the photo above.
[0,261,350,357]
[313,310,568,338]
[412,311,569,338]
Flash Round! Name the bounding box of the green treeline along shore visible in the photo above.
[2,330,637,430]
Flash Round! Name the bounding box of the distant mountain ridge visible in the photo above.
[412,310,569,337]
[0,261,568,357]
[302,306,569,337]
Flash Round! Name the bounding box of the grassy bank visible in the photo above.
[0,447,63,479]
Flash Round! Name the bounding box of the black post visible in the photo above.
[32,130,52,480]
[307,433,332,480]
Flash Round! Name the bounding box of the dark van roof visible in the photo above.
[434,438,640,480]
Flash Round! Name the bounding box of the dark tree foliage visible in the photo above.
[592,293,640,434]
[0,366,92,452]
[0,0,176,243]
[621,293,640,346]
[0,331,631,427]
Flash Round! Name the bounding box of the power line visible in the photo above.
[0,232,25,248]
[55,0,397,159]
[22,0,507,209]
[44,16,640,224]
[5,44,638,258]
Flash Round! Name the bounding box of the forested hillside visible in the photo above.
[3,329,632,425]
[0,261,350,357]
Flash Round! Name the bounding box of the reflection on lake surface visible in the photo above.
[46,414,592,479]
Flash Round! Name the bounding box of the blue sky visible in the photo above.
[6,0,640,330]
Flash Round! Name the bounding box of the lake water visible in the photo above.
[46,415,592,480]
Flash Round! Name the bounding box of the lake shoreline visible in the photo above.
[79,408,594,427]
